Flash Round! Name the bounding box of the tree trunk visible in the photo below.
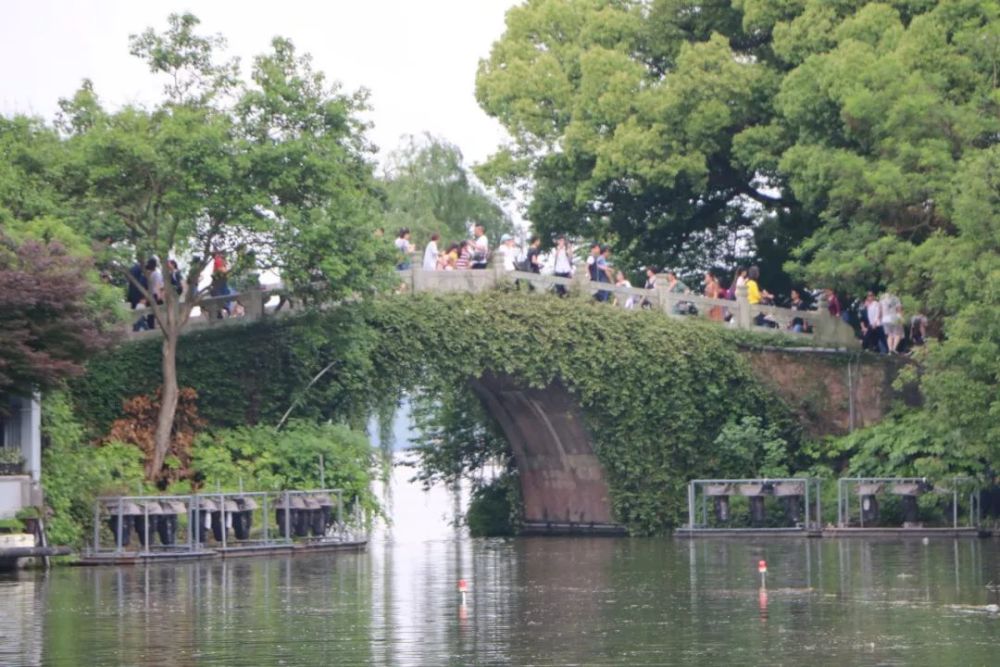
[150,329,179,480]
[143,255,201,481]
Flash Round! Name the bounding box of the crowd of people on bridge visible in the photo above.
[393,225,926,354]
[125,250,245,331]
[122,224,926,354]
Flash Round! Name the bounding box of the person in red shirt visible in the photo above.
[213,251,228,274]
[825,288,842,318]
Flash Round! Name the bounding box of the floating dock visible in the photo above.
[79,489,368,566]
[819,526,989,539]
[677,476,991,539]
[675,527,823,539]
[520,521,628,536]
[77,538,367,566]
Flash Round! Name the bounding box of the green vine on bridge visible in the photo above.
[73,292,802,534]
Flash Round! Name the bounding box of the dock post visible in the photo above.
[93,502,100,554]
[284,491,291,542]
[815,480,822,530]
[143,503,149,555]
[220,493,227,551]
[115,498,124,554]
[804,480,810,530]
[337,490,344,538]
[837,480,843,527]
[687,482,696,528]
[262,494,270,545]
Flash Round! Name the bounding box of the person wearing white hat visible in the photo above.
[496,233,518,271]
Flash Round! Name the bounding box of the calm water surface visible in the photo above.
[2,459,999,666]
[3,536,999,665]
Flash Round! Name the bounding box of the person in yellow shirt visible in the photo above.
[746,266,773,305]
[747,266,777,327]
[747,275,761,304]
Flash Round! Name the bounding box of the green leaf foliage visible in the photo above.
[381,134,514,248]
[40,392,149,547]
[466,474,522,537]
[478,0,1000,487]
[75,293,802,534]
[190,420,380,519]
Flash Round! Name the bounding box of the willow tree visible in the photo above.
[63,14,392,478]
[381,134,514,245]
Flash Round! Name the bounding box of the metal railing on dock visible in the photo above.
[88,489,362,562]
[684,478,822,533]
[835,476,980,529]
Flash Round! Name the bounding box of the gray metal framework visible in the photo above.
[685,477,822,530]
[836,476,981,528]
[90,489,350,556]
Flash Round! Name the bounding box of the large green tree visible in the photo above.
[0,117,119,402]
[59,14,392,478]
[476,1,999,282]
[477,0,1000,474]
[476,0,802,281]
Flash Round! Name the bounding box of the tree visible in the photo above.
[62,14,392,478]
[476,1,1000,286]
[0,234,116,399]
[476,0,1000,476]
[475,0,801,281]
[381,134,514,246]
[0,116,67,224]
[0,116,117,402]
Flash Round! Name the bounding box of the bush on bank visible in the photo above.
[189,419,381,520]
[40,393,380,546]
[41,393,149,547]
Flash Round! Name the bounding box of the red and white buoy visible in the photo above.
[458,579,468,606]
[758,559,767,589]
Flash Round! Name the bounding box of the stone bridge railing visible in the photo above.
[127,262,858,348]
[398,261,858,348]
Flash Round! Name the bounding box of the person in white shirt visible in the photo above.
[863,290,886,353]
[146,259,164,302]
[471,224,489,269]
[423,233,440,270]
[614,270,635,309]
[144,257,165,329]
[552,235,573,296]
[880,292,903,353]
[496,234,518,271]
[394,228,414,269]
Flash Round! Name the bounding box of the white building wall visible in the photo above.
[0,395,42,518]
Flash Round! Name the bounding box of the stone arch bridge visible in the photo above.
[112,271,904,534]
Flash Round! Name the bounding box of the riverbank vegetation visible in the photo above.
[40,388,380,547]
[2,4,998,539]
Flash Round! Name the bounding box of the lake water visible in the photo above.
[2,461,999,665]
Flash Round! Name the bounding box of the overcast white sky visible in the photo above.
[0,0,518,166]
